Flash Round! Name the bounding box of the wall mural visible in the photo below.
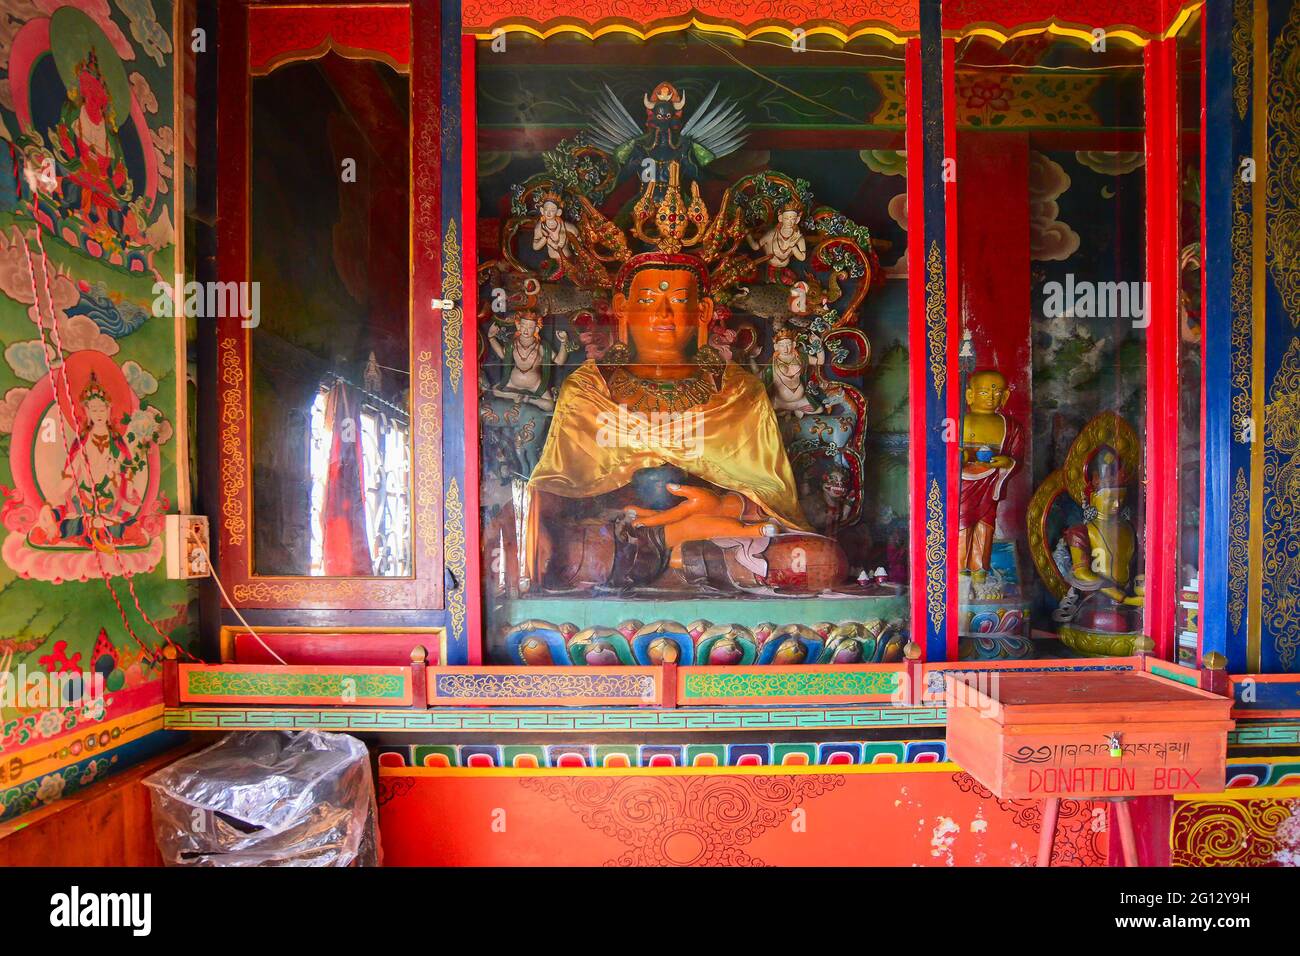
[0,0,191,822]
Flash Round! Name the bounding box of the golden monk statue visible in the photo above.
[958,369,1024,578]
[1053,445,1144,631]
[526,252,842,593]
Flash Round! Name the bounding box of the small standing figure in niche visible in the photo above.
[487,311,571,412]
[766,329,825,418]
[1053,445,1144,629]
[750,201,807,278]
[531,193,578,265]
[958,368,1024,580]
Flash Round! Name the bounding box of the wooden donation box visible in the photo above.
[945,671,1234,801]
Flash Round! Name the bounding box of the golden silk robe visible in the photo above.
[529,361,811,532]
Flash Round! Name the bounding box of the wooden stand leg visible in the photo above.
[1115,798,1140,867]
[1037,797,1060,868]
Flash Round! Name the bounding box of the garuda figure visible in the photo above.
[586,81,748,199]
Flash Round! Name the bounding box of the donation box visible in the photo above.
[944,670,1235,800]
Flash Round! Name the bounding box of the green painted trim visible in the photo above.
[681,669,899,700]
[1150,665,1200,687]
[183,672,407,700]
[165,705,947,732]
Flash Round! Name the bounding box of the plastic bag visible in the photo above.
[144,730,381,867]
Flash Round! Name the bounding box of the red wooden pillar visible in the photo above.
[1144,38,1180,662]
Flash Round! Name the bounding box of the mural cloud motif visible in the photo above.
[122,359,156,396]
[0,387,30,435]
[860,149,907,177]
[1028,152,1080,262]
[1074,150,1146,176]
[55,314,119,354]
[115,0,171,67]
[129,70,158,113]
[5,339,55,381]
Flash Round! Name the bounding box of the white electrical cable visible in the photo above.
[192,543,289,666]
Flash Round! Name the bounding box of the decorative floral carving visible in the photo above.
[1262,338,1300,670]
[219,337,247,547]
[926,241,946,398]
[442,220,464,394]
[434,672,654,699]
[519,772,846,866]
[444,478,467,643]
[1171,798,1300,866]
[185,671,406,699]
[1228,468,1249,633]
[926,479,945,633]
[681,670,898,699]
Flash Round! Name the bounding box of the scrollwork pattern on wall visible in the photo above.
[1262,338,1300,670]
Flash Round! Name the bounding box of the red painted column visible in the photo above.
[1144,39,1180,662]
[461,35,483,663]
[905,38,927,657]
[942,36,961,663]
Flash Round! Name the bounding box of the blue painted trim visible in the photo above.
[1203,0,1237,667]
[920,0,950,661]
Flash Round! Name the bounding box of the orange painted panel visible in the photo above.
[376,767,1111,866]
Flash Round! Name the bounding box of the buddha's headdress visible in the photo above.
[1085,446,1131,497]
[79,371,110,405]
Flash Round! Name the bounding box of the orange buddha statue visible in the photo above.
[526,252,844,593]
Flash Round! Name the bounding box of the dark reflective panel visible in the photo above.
[249,54,411,577]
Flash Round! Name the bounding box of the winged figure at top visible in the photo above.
[586,81,748,198]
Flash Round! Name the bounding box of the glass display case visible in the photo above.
[471,30,914,666]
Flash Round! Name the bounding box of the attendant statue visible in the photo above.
[531,194,578,264]
[487,311,570,412]
[749,202,807,278]
[527,252,845,593]
[1052,446,1144,632]
[958,369,1024,579]
[765,329,825,418]
[1026,411,1144,655]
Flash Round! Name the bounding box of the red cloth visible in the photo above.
[321,382,371,576]
[958,414,1025,528]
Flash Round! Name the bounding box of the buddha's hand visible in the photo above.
[626,484,776,548]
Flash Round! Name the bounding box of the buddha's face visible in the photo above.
[778,209,800,229]
[966,371,1008,413]
[82,397,110,430]
[614,267,711,360]
[517,316,538,339]
[540,201,560,222]
[1090,486,1126,518]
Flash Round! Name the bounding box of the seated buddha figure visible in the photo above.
[1052,445,1144,635]
[527,251,846,593]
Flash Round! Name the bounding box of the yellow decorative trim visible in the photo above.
[1228,468,1250,632]
[467,16,913,45]
[442,220,464,395]
[925,479,945,634]
[1266,0,1300,329]
[1247,0,1269,673]
[1174,784,1300,802]
[219,337,247,547]
[925,241,946,399]
[1232,0,1252,120]
[1262,338,1300,670]
[444,478,467,642]
[1230,175,1252,438]
[380,762,960,779]
[1,706,164,790]
[415,349,441,564]
[230,580,410,603]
